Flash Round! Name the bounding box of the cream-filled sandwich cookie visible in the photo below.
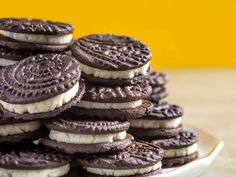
[0,18,73,52]
[0,53,85,120]
[77,141,164,177]
[128,102,184,138]
[70,82,153,120]
[0,111,44,143]
[0,144,71,177]
[152,130,198,167]
[71,34,152,85]
[147,71,168,103]
[42,114,133,154]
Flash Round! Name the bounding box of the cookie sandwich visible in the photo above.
[71,34,151,85]
[0,53,85,119]
[152,130,198,167]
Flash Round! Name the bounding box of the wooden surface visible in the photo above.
[163,69,235,177]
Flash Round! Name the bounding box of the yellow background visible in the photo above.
[0,0,236,69]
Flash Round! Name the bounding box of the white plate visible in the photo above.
[154,125,224,177]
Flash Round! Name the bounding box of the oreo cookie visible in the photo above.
[70,100,153,121]
[42,114,133,154]
[149,86,168,103]
[0,47,36,67]
[70,82,153,120]
[71,34,151,85]
[81,82,152,103]
[0,18,73,52]
[146,71,168,103]
[147,71,168,87]
[0,110,45,143]
[0,144,71,177]
[0,53,85,120]
[0,35,71,53]
[151,130,198,167]
[77,141,164,177]
[128,102,183,138]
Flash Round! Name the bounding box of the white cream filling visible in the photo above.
[164,143,198,158]
[0,82,79,114]
[0,30,72,44]
[76,100,142,109]
[79,62,150,79]
[0,58,17,66]
[85,161,162,177]
[49,130,126,144]
[0,164,70,177]
[128,118,182,129]
[0,120,41,136]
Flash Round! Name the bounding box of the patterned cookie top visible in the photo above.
[0,144,71,170]
[0,18,73,34]
[78,141,164,169]
[71,34,152,71]
[144,102,184,120]
[148,71,168,87]
[152,130,198,149]
[82,82,152,102]
[44,116,130,134]
[0,53,81,104]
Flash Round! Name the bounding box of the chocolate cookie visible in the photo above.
[145,102,184,120]
[70,99,153,121]
[0,110,46,143]
[128,125,183,140]
[80,168,160,177]
[82,73,148,86]
[0,18,73,52]
[0,144,71,176]
[0,35,70,52]
[151,130,198,167]
[147,71,168,87]
[82,82,152,103]
[0,47,36,66]
[0,53,85,120]
[0,18,73,35]
[71,34,151,85]
[77,141,163,177]
[149,86,168,103]
[42,115,133,154]
[128,102,184,138]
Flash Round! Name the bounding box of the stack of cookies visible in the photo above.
[0,18,198,177]
[0,18,84,177]
[127,71,199,167]
[41,34,165,176]
[0,18,73,67]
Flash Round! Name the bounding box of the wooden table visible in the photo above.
[161,69,236,176]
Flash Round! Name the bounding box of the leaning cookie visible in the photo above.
[69,82,153,120]
[128,102,183,139]
[42,114,133,154]
[0,144,71,177]
[0,53,85,120]
[151,130,198,167]
[71,34,151,85]
[77,141,164,177]
[0,18,73,52]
